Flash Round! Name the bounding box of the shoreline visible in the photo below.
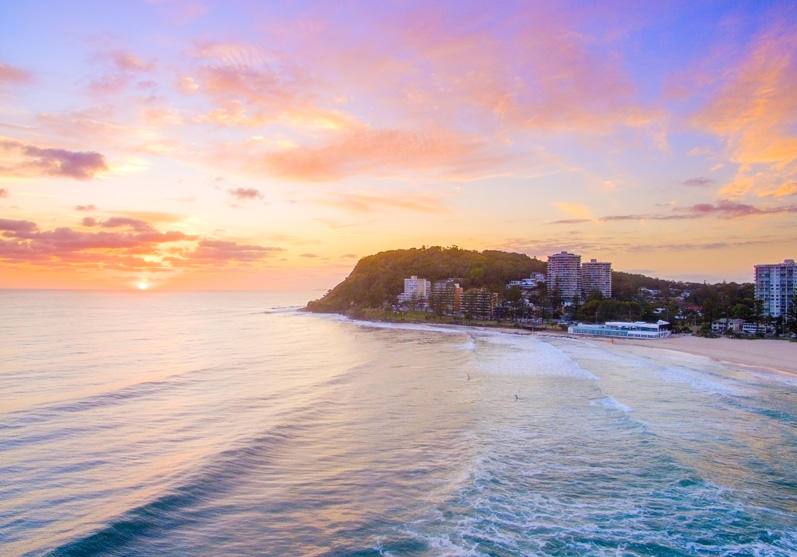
[582,334,797,378]
[316,310,797,378]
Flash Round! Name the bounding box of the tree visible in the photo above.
[504,285,524,319]
[787,292,797,335]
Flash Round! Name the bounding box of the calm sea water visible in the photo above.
[1,290,795,556]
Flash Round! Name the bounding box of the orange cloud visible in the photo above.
[0,216,282,273]
[554,202,593,220]
[692,19,797,199]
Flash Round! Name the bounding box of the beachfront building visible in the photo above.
[430,279,464,315]
[581,258,612,298]
[711,318,745,335]
[547,251,581,302]
[397,275,431,306]
[508,272,546,290]
[568,320,671,339]
[712,318,774,336]
[463,288,498,320]
[754,259,796,318]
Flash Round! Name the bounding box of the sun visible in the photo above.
[137,281,149,291]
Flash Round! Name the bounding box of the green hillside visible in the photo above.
[306,246,545,313]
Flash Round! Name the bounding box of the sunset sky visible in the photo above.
[1,0,795,290]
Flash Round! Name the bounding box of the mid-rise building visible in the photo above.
[397,275,431,305]
[430,279,463,314]
[581,258,612,299]
[711,318,745,335]
[754,259,796,318]
[463,288,498,319]
[547,251,581,302]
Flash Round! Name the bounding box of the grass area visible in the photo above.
[354,308,566,331]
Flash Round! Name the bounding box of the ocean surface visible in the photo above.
[1,290,796,556]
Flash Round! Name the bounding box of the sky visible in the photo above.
[1,0,795,290]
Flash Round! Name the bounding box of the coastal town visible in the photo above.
[391,252,797,339]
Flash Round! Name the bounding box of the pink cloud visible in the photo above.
[270,4,659,136]
[177,239,283,266]
[259,127,499,181]
[0,62,33,85]
[685,200,797,218]
[228,187,263,200]
[0,215,283,272]
[0,218,38,234]
[88,74,131,95]
[0,138,107,179]
[112,52,155,72]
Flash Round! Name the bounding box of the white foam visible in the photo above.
[474,335,597,379]
[344,318,472,337]
[657,365,740,395]
[590,396,632,414]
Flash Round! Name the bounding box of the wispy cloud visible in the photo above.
[258,127,498,182]
[548,218,591,225]
[111,51,155,72]
[549,199,797,224]
[175,240,283,266]
[691,17,797,199]
[317,191,448,214]
[682,177,714,187]
[553,202,592,220]
[686,200,797,218]
[0,62,33,85]
[228,187,263,200]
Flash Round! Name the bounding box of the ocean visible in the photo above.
[1,290,795,556]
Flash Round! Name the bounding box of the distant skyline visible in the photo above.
[1,0,795,290]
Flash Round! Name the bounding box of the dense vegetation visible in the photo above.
[306,246,545,313]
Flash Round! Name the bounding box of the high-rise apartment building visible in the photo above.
[755,259,796,318]
[547,251,581,301]
[581,258,612,299]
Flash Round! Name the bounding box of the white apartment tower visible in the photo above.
[547,251,581,301]
[397,275,432,303]
[755,259,796,318]
[581,258,612,298]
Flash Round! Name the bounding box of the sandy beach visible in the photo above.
[355,317,797,377]
[580,334,797,377]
